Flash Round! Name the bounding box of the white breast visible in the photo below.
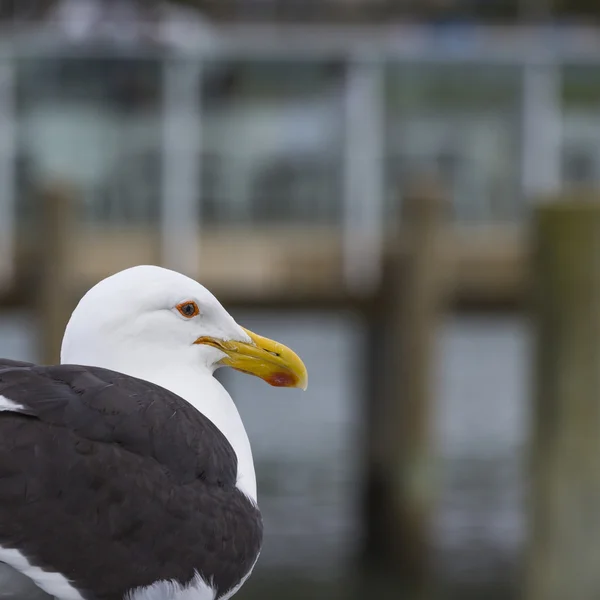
[126,573,216,600]
[128,554,259,600]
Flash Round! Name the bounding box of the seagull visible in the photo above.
[0,265,307,600]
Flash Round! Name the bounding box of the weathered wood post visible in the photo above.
[363,180,447,593]
[38,182,76,366]
[524,197,600,600]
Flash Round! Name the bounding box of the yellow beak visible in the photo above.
[195,327,308,390]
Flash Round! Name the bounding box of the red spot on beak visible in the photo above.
[265,372,297,387]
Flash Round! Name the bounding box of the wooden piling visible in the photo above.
[38,182,77,366]
[363,181,447,592]
[524,197,600,600]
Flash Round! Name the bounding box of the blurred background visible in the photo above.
[2,1,600,599]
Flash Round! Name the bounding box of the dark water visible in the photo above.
[0,311,529,599]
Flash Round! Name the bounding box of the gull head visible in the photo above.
[60,265,308,390]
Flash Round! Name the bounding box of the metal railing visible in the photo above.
[2,24,600,288]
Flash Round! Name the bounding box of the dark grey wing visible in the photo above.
[0,362,237,486]
[0,361,263,600]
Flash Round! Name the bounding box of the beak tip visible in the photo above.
[226,327,308,392]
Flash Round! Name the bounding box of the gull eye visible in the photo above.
[176,301,200,319]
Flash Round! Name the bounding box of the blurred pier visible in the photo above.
[0,180,525,598]
[5,10,600,600]
[1,185,525,312]
[1,22,592,316]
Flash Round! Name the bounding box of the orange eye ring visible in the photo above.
[176,301,200,319]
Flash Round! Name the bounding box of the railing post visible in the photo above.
[521,60,562,201]
[524,196,600,600]
[0,56,15,291]
[160,57,202,278]
[342,56,385,295]
[38,183,76,366]
[364,180,447,594]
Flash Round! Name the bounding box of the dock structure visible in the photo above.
[6,181,600,599]
[2,18,600,600]
[0,180,525,596]
[2,184,527,314]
